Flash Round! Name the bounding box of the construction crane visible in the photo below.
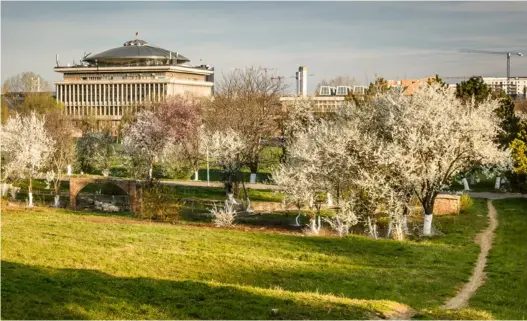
[462,49,524,94]
[462,49,523,79]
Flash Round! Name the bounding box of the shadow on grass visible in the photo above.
[1,261,381,320]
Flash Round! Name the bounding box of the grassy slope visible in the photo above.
[1,200,487,319]
[469,198,527,319]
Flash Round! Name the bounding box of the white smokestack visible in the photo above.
[296,66,307,97]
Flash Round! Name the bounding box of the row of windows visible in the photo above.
[58,84,167,103]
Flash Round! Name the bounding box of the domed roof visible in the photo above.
[83,39,190,65]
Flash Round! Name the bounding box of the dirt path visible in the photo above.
[442,199,499,310]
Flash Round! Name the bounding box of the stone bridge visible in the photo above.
[69,177,140,213]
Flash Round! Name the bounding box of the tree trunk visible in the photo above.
[462,178,470,191]
[294,213,301,226]
[28,175,34,207]
[495,177,501,190]
[366,216,377,239]
[422,193,437,236]
[423,214,433,236]
[327,192,333,206]
[386,215,393,239]
[309,215,321,234]
[194,170,199,181]
[53,182,61,208]
[248,162,258,184]
[148,164,153,180]
[402,213,408,235]
[67,164,72,176]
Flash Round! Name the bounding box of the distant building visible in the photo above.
[280,66,367,112]
[481,77,527,97]
[54,38,214,132]
[384,77,435,95]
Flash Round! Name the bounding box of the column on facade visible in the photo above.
[91,83,94,116]
[57,85,61,114]
[117,83,121,116]
[104,84,108,116]
[147,83,151,102]
[90,84,93,116]
[77,84,81,115]
[133,83,136,112]
[66,84,70,115]
[110,84,113,117]
[85,84,88,116]
[81,84,84,116]
[72,84,75,116]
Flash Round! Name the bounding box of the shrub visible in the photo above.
[460,194,473,213]
[109,166,128,178]
[139,181,181,222]
[210,201,237,227]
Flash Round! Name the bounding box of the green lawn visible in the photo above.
[1,199,493,319]
[469,198,527,319]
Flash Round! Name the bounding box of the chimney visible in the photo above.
[296,66,307,97]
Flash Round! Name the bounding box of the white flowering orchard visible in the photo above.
[274,84,510,237]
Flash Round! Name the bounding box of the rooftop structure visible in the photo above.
[54,38,214,134]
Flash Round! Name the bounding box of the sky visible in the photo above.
[2,1,527,94]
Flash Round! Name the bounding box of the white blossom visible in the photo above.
[1,112,55,206]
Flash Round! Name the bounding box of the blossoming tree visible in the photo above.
[1,112,55,206]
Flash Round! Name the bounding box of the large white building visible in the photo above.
[54,38,214,132]
[482,77,527,97]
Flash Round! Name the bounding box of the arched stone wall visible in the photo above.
[69,178,139,213]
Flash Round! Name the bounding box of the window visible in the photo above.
[319,86,330,96]
[336,86,349,96]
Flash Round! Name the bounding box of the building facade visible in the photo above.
[54,39,214,132]
[482,77,527,97]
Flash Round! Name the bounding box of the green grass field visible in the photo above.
[1,198,497,319]
[469,198,527,319]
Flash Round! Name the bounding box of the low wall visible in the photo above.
[433,194,460,215]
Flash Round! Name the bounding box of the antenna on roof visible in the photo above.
[55,54,60,67]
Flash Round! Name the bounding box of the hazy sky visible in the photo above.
[2,1,527,94]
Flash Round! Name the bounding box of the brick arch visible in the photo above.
[69,177,139,213]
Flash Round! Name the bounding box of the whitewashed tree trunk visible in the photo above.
[423,213,433,236]
[67,164,72,176]
[149,167,153,179]
[54,195,60,208]
[386,217,393,239]
[28,192,34,207]
[327,192,333,206]
[194,170,199,181]
[402,214,408,234]
[294,213,301,226]
[1,184,11,196]
[462,178,470,191]
[309,215,321,234]
[495,177,501,189]
[245,197,253,212]
[249,173,257,184]
[366,216,378,239]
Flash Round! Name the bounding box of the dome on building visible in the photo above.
[83,39,190,66]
